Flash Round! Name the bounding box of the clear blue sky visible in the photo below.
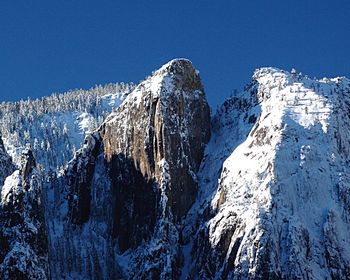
[1,1,349,108]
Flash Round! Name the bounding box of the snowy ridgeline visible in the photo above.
[0,82,134,171]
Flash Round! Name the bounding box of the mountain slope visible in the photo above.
[187,68,350,279]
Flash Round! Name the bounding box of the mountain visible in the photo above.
[46,59,210,279]
[187,68,350,279]
[1,59,350,279]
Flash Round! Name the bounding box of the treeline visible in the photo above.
[0,82,134,170]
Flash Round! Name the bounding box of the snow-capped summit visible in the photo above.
[152,58,196,78]
[105,58,202,118]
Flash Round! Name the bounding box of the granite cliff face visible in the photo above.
[1,60,350,279]
[46,59,211,279]
[101,59,210,220]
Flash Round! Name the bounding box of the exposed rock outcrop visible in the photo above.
[0,147,49,279]
[46,59,211,279]
[101,59,211,220]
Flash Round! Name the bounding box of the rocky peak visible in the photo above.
[186,67,350,279]
[151,58,203,92]
[48,59,211,279]
[100,58,210,219]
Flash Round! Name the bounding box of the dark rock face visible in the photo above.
[0,148,49,280]
[0,136,16,186]
[67,133,102,225]
[109,153,159,252]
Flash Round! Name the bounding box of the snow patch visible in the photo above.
[1,170,21,204]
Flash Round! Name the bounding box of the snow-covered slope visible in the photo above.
[186,68,350,279]
[0,83,134,171]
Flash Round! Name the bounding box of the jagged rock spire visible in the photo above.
[20,146,36,183]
